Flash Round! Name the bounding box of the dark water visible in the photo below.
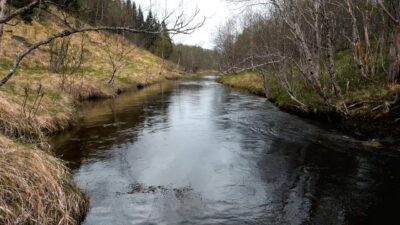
[52,75,400,225]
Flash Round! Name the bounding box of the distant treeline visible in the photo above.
[170,44,218,72]
[10,0,217,70]
[11,0,173,59]
[80,0,173,58]
[81,0,217,70]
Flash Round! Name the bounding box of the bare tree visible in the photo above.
[0,0,6,48]
[226,0,330,103]
[0,1,204,87]
[325,10,341,96]
[344,0,370,79]
[0,0,42,48]
[378,0,400,83]
[49,35,85,90]
[218,0,400,116]
[100,34,134,85]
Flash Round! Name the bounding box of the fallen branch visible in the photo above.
[222,60,284,75]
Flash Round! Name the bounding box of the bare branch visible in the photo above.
[0,0,41,24]
[377,0,399,25]
[0,8,203,87]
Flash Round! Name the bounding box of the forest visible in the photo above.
[170,44,218,72]
[216,0,400,129]
[9,0,174,58]
[0,1,206,224]
[2,0,400,225]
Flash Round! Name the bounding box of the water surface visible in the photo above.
[53,76,400,225]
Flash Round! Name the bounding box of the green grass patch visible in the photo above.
[2,81,17,95]
[117,76,132,84]
[217,72,265,96]
[0,57,14,69]
[78,66,105,75]
[46,89,63,101]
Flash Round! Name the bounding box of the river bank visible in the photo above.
[0,75,183,225]
[52,75,400,225]
[0,16,184,224]
[217,72,400,142]
[0,135,89,225]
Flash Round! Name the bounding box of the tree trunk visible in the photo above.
[0,0,7,49]
[313,0,322,80]
[388,25,400,83]
[101,0,105,22]
[292,23,327,102]
[345,0,369,79]
[262,73,269,98]
[276,66,308,112]
[326,13,341,97]
[362,14,371,75]
[108,68,117,85]
[95,0,100,23]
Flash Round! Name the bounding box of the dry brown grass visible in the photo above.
[0,136,88,225]
[0,14,181,139]
[0,11,186,225]
[0,91,73,141]
[0,16,180,90]
[217,72,266,96]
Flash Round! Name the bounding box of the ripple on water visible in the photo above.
[51,76,400,225]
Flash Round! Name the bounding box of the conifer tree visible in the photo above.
[137,6,144,29]
[132,2,137,28]
[160,21,173,58]
[152,21,173,58]
[144,10,154,31]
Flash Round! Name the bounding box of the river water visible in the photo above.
[52,75,400,225]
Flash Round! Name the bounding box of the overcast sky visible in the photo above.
[134,0,232,49]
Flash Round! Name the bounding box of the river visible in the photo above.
[52,75,400,225]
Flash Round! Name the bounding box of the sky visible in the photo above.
[134,0,232,49]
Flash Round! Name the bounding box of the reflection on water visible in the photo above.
[52,76,400,225]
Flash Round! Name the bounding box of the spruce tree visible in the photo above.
[161,21,173,58]
[145,11,167,51]
[132,2,137,28]
[144,10,154,31]
[137,7,144,29]
[152,21,173,58]
[144,11,156,49]
[126,0,132,21]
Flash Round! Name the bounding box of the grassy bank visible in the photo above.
[217,72,328,110]
[217,68,400,138]
[0,16,183,138]
[217,72,265,96]
[0,135,88,225]
[0,15,183,224]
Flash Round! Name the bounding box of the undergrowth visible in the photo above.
[217,49,397,118]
